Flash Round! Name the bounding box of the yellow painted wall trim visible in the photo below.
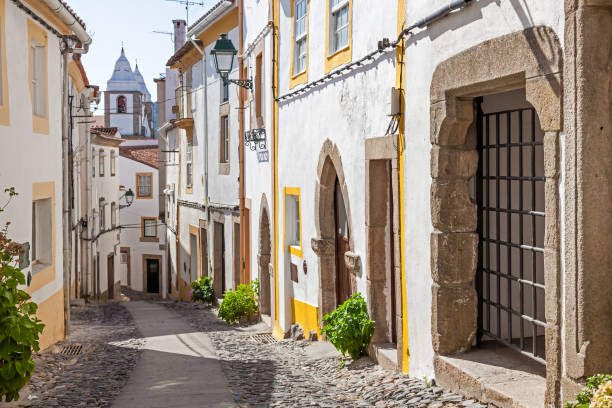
[22,0,71,34]
[189,224,200,279]
[396,0,409,374]
[27,18,49,135]
[35,288,65,350]
[0,0,10,126]
[288,0,309,89]
[291,298,320,336]
[282,187,303,258]
[324,0,352,74]
[273,0,280,331]
[27,181,56,295]
[68,60,86,93]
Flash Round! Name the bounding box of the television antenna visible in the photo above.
[165,0,207,26]
[153,30,174,44]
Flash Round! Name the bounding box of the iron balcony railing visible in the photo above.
[174,86,192,121]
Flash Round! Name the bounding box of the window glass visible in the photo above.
[99,150,105,176]
[221,116,229,163]
[285,194,301,247]
[111,202,116,227]
[186,141,193,187]
[31,40,45,117]
[31,199,52,268]
[294,0,307,75]
[110,151,116,175]
[137,174,152,197]
[117,95,127,113]
[221,80,229,103]
[143,218,156,237]
[99,198,105,230]
[330,0,349,53]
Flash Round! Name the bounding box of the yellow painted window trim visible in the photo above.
[27,19,49,135]
[136,172,154,199]
[289,0,309,89]
[141,216,158,238]
[26,181,56,295]
[283,187,303,258]
[324,0,352,74]
[0,0,10,127]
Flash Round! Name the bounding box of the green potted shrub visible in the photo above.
[218,279,259,324]
[190,276,214,304]
[321,293,374,361]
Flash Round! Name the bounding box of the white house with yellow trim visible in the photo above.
[119,139,167,297]
[261,0,407,371]
[0,0,91,350]
[163,1,242,301]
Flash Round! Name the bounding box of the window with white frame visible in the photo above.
[99,198,106,230]
[111,202,116,228]
[31,198,52,270]
[220,115,229,163]
[31,40,45,117]
[143,218,157,238]
[186,140,193,187]
[329,0,349,54]
[110,151,116,176]
[294,0,308,75]
[99,149,105,177]
[285,193,301,247]
[136,173,152,198]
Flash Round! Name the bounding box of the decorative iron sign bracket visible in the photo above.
[244,128,266,151]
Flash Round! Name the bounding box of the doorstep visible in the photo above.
[434,341,546,408]
[369,343,399,372]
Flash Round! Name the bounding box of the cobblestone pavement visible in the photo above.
[163,301,485,408]
[14,302,141,408]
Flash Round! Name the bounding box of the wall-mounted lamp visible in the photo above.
[211,34,252,90]
[119,188,134,209]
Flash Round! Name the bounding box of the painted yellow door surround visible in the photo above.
[0,0,10,127]
[283,187,303,258]
[27,18,49,135]
[291,298,320,337]
[324,0,352,73]
[273,0,282,340]
[289,0,309,89]
[189,224,201,280]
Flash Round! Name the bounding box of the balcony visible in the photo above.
[174,86,193,130]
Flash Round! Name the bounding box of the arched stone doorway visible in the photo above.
[312,140,356,326]
[258,195,272,317]
[429,26,562,406]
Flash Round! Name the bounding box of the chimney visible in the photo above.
[173,19,186,52]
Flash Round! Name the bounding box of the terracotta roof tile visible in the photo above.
[91,126,118,137]
[166,39,202,67]
[59,0,86,30]
[119,145,159,169]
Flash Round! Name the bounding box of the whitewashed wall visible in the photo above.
[402,0,564,378]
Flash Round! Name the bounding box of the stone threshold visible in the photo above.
[434,342,546,408]
[369,343,399,372]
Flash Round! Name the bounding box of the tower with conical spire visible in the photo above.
[104,46,154,137]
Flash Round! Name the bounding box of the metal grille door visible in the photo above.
[475,98,546,364]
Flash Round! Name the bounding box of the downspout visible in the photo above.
[189,38,210,276]
[61,44,71,336]
[238,0,245,286]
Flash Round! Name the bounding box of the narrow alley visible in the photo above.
[15,293,479,408]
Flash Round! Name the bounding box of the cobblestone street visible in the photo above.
[14,297,483,407]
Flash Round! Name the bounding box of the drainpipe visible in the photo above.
[238,0,245,285]
[60,45,71,336]
[189,38,210,276]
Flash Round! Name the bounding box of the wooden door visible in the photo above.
[334,179,351,305]
[107,254,114,300]
[146,259,160,293]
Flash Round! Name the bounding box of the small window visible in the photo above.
[142,217,157,238]
[92,148,96,177]
[186,140,193,188]
[31,40,45,117]
[117,95,127,113]
[293,0,308,75]
[136,173,152,198]
[220,115,229,163]
[284,190,301,254]
[99,198,106,230]
[111,202,116,228]
[330,0,349,54]
[31,198,52,269]
[110,151,116,176]
[120,252,128,264]
[99,149,105,177]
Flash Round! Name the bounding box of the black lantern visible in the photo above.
[119,188,134,209]
[211,34,252,90]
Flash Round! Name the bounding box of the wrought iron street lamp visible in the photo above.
[119,188,134,209]
[211,34,252,90]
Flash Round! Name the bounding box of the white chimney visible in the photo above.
[173,19,187,53]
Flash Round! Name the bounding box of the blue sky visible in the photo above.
[68,0,217,114]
